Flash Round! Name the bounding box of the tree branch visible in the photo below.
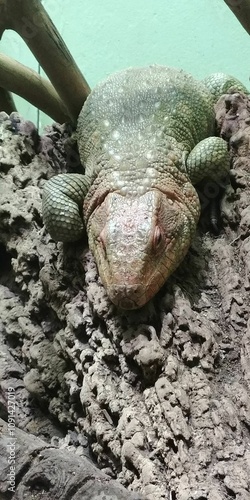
[0,0,90,123]
[0,53,71,123]
[0,87,17,114]
[224,0,250,35]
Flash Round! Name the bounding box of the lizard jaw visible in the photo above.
[107,283,147,310]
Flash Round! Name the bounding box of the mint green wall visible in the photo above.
[1,0,250,129]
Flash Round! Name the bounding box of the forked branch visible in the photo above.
[0,0,91,123]
[0,53,70,122]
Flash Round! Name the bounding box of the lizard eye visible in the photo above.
[153,226,163,250]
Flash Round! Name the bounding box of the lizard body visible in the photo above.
[43,66,247,309]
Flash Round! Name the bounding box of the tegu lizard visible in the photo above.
[42,65,248,309]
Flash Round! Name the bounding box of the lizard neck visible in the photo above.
[85,133,188,197]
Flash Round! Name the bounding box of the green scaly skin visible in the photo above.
[42,66,248,309]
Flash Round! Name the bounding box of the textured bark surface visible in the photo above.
[0,93,250,499]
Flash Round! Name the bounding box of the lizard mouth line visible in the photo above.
[107,283,147,309]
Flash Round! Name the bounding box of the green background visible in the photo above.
[1,0,249,129]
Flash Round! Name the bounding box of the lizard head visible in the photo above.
[87,186,199,310]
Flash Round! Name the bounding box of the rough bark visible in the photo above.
[0,93,250,499]
[0,417,142,499]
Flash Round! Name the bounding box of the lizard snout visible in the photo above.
[107,283,146,310]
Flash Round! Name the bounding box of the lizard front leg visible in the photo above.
[42,174,91,242]
[186,136,230,185]
[202,73,249,102]
[186,71,249,184]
